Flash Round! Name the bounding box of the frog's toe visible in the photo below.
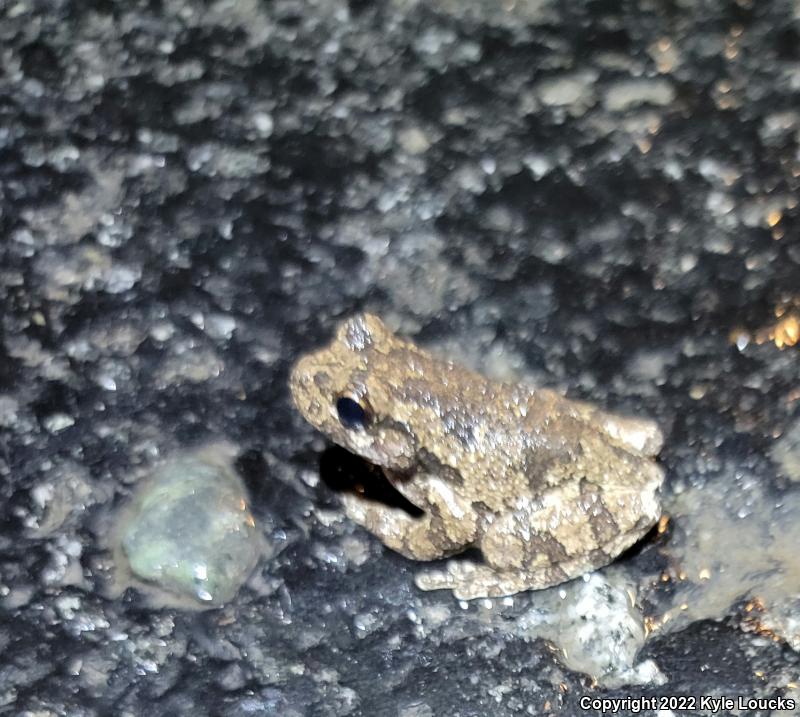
[415,560,539,600]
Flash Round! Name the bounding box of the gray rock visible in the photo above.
[119,446,261,606]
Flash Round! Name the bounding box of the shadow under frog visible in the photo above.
[291,313,665,601]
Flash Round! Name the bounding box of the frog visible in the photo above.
[289,313,665,600]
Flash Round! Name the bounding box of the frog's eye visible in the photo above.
[336,395,371,430]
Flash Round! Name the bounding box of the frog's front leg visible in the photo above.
[339,475,478,561]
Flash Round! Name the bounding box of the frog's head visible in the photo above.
[289,313,418,471]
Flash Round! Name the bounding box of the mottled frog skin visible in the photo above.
[290,313,665,600]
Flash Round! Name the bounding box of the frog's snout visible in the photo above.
[289,357,319,412]
[289,355,333,406]
[288,357,309,392]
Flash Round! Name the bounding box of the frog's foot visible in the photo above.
[414,560,569,600]
[340,493,476,562]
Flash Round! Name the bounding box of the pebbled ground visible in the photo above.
[1,0,800,715]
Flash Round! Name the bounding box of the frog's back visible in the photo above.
[377,345,662,513]
[356,315,663,512]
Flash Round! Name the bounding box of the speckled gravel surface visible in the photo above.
[2,0,800,715]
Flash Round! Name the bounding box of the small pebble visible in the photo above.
[119,445,261,607]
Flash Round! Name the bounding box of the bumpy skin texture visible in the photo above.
[290,313,665,600]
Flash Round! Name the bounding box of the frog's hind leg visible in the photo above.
[566,397,664,456]
[415,524,602,600]
[415,482,659,600]
[414,524,650,600]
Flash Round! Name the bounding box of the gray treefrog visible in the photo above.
[290,313,665,600]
